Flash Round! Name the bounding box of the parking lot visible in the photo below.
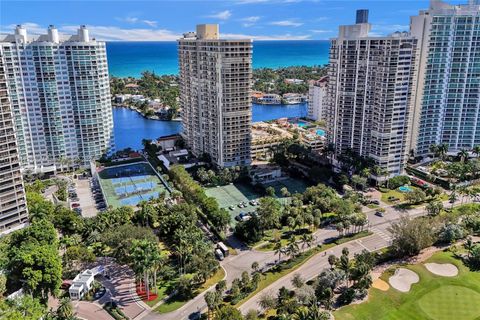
[73,177,107,217]
[205,183,261,226]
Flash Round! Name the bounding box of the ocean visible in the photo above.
[106,40,330,78]
[107,40,324,149]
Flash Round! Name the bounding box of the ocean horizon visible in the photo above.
[106,40,330,78]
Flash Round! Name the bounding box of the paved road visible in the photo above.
[239,233,390,314]
[139,197,468,320]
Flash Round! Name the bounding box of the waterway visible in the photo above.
[113,103,307,150]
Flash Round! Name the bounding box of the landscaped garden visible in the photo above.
[334,251,480,320]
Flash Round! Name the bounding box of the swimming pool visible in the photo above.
[399,185,412,193]
[316,129,325,136]
[297,121,308,127]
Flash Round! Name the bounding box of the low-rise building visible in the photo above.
[282,93,306,104]
[251,122,293,161]
[69,266,104,300]
[285,78,304,85]
[250,164,283,184]
[252,92,282,105]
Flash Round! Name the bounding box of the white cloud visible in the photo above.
[371,24,409,36]
[236,0,270,4]
[60,25,180,41]
[223,32,310,40]
[236,0,303,3]
[1,22,312,42]
[206,10,232,20]
[142,20,158,28]
[123,17,139,24]
[270,20,303,27]
[310,29,332,33]
[240,16,260,27]
[116,16,158,28]
[3,22,45,35]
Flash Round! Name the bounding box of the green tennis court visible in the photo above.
[205,183,262,226]
[97,162,168,208]
[263,178,309,196]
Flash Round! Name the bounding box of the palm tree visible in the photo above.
[204,291,220,320]
[56,297,75,319]
[328,254,337,270]
[464,237,475,258]
[458,149,470,163]
[438,143,449,160]
[274,241,283,264]
[430,144,439,157]
[300,233,314,252]
[130,239,161,300]
[258,292,277,314]
[472,145,480,158]
[251,261,259,273]
[339,248,352,288]
[287,236,300,259]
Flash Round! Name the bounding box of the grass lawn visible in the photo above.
[144,280,176,307]
[334,251,480,320]
[154,267,225,313]
[380,189,406,204]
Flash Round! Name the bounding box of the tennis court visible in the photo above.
[97,162,168,208]
[263,178,309,196]
[205,183,262,226]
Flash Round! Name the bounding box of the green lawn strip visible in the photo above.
[154,267,225,314]
[334,251,480,320]
[380,189,406,204]
[144,280,176,307]
[334,231,373,245]
[250,227,291,249]
[235,231,373,308]
[255,235,300,252]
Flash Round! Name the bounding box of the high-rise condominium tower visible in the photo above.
[308,76,328,121]
[0,25,114,172]
[326,11,418,178]
[410,0,480,156]
[0,50,28,234]
[178,24,252,167]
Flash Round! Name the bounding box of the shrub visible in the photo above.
[387,175,410,189]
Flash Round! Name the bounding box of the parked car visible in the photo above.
[370,200,380,205]
[71,203,80,208]
[215,248,225,261]
[235,212,252,222]
[73,208,82,214]
[374,211,384,217]
[229,206,235,211]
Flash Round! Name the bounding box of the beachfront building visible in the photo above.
[308,76,328,121]
[0,25,114,173]
[326,10,418,179]
[178,24,253,167]
[410,0,480,156]
[0,51,28,234]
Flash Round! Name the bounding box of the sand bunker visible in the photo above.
[388,268,419,292]
[425,263,458,277]
[372,279,390,291]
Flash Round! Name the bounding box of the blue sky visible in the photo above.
[0,0,467,41]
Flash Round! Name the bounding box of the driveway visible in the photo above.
[99,261,148,319]
[75,301,112,320]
